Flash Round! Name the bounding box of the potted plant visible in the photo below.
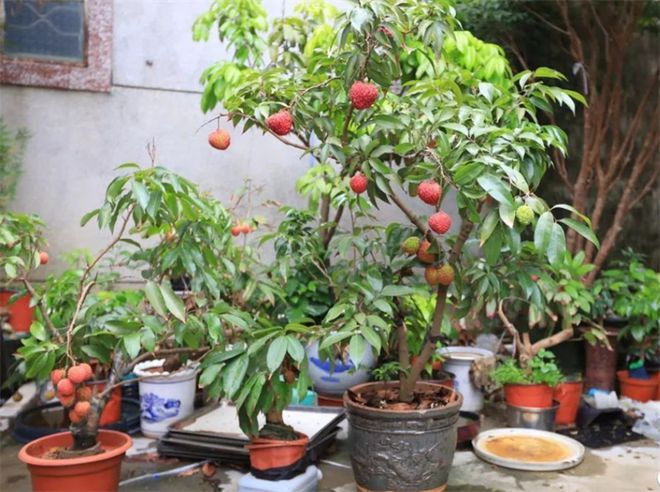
[595,250,660,402]
[194,0,595,488]
[12,163,247,491]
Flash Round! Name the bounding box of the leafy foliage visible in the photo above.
[492,349,564,387]
[0,118,29,211]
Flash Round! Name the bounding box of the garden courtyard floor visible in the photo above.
[1,403,658,492]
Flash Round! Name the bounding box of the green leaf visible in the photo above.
[222,355,249,399]
[499,202,515,229]
[480,210,498,245]
[266,337,288,373]
[360,324,381,353]
[145,281,167,318]
[319,331,353,351]
[477,175,514,205]
[246,373,266,415]
[559,218,600,248]
[551,204,591,226]
[534,212,554,253]
[286,336,305,363]
[381,285,415,297]
[200,363,223,387]
[160,282,186,322]
[349,335,366,367]
[29,321,47,341]
[324,304,345,322]
[547,223,566,265]
[123,332,141,359]
[131,181,150,209]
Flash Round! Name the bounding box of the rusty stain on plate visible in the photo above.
[482,435,573,462]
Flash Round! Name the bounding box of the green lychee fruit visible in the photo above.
[515,205,534,225]
[402,237,421,255]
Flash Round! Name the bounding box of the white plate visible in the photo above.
[472,427,585,471]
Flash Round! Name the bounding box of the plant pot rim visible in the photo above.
[344,380,462,417]
[437,346,494,362]
[133,359,199,382]
[617,370,657,386]
[246,432,309,450]
[18,429,132,467]
[503,382,553,388]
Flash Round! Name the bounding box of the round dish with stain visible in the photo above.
[482,436,572,463]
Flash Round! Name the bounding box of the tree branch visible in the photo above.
[21,278,63,344]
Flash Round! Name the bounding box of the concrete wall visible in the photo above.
[1,0,454,281]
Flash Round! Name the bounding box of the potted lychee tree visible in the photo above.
[195,0,596,488]
[13,164,249,492]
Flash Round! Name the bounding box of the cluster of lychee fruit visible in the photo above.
[51,363,94,424]
[401,237,454,286]
[231,222,253,236]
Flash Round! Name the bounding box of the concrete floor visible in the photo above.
[2,411,658,492]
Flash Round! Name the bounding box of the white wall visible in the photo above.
[1,0,456,281]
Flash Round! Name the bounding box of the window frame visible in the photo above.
[0,0,112,92]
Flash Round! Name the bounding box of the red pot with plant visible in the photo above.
[617,370,657,403]
[19,430,132,492]
[0,290,34,332]
[553,380,583,425]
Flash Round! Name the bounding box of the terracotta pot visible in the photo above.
[0,290,34,332]
[504,383,553,408]
[584,328,619,391]
[246,432,309,472]
[617,370,657,403]
[317,393,344,407]
[18,429,132,492]
[553,381,583,426]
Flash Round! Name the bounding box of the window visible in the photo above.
[0,0,112,92]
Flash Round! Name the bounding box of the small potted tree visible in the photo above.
[194,0,596,488]
[13,163,247,491]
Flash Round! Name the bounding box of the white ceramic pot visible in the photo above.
[306,341,376,396]
[437,346,494,413]
[133,360,199,438]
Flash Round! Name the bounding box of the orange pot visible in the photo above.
[317,393,344,407]
[0,290,34,332]
[246,432,308,472]
[18,429,132,492]
[504,383,553,408]
[87,382,122,425]
[617,370,657,403]
[553,381,583,426]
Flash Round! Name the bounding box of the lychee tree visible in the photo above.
[10,164,252,451]
[195,0,597,406]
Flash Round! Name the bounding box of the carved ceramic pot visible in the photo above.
[344,381,462,492]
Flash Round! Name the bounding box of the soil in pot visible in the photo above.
[344,381,462,491]
[617,370,657,403]
[504,384,553,408]
[553,381,583,426]
[18,429,132,492]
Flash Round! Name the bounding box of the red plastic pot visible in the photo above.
[18,429,132,492]
[0,290,34,332]
[617,370,657,403]
[245,432,309,472]
[317,393,344,407]
[504,383,553,408]
[553,381,583,426]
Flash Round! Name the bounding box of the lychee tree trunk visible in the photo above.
[258,407,297,441]
[70,400,103,450]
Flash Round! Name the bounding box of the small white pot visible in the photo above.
[437,346,493,413]
[306,341,376,396]
[133,360,199,438]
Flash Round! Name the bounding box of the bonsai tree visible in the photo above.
[194,0,597,414]
[11,164,249,453]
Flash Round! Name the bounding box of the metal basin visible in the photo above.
[506,401,560,431]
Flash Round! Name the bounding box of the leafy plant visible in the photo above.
[492,349,564,387]
[0,118,29,211]
[194,0,595,436]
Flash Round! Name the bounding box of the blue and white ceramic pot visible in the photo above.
[133,360,199,438]
[307,340,377,396]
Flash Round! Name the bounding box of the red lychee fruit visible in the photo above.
[350,172,368,194]
[51,369,66,386]
[437,264,455,286]
[58,393,74,407]
[266,109,293,136]
[416,240,436,264]
[67,365,89,384]
[429,211,452,234]
[76,385,92,402]
[69,409,83,423]
[208,129,231,150]
[349,81,378,110]
[57,378,74,396]
[39,251,49,265]
[239,223,251,234]
[418,180,441,205]
[74,401,91,418]
[231,225,241,237]
[377,25,393,37]
[425,266,441,286]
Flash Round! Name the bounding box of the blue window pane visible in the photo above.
[3,0,85,63]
